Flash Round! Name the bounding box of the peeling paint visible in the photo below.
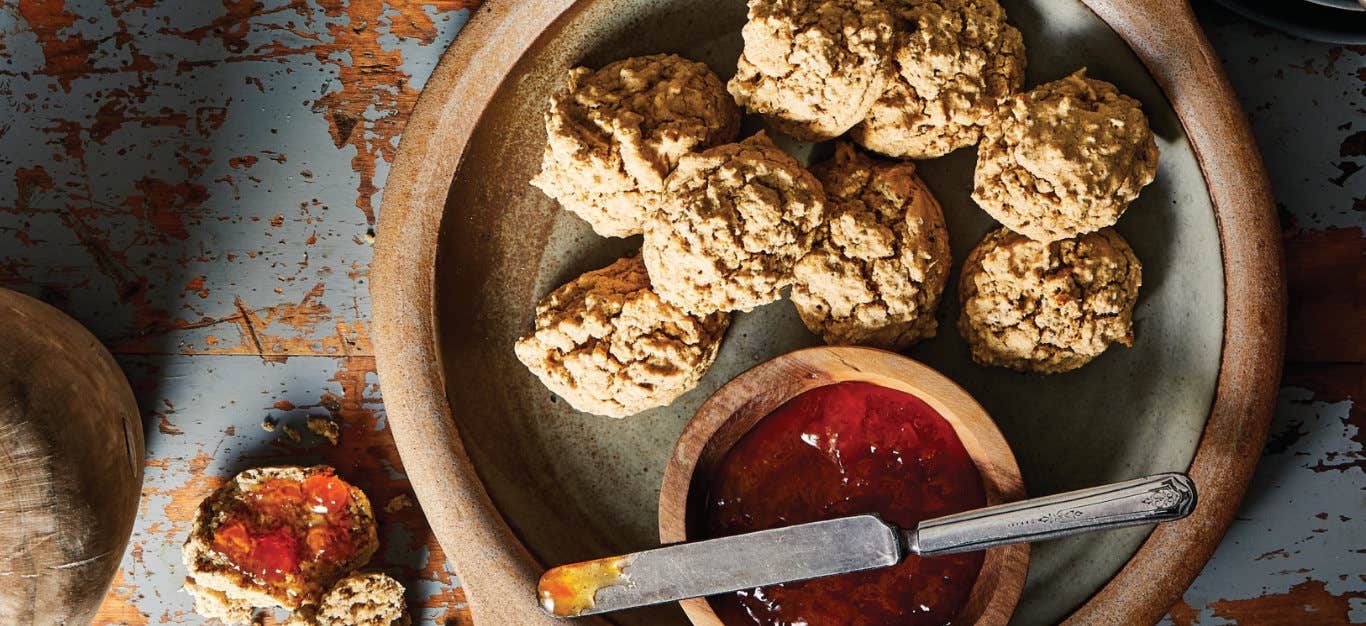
[1,0,471,622]
[1,0,1361,625]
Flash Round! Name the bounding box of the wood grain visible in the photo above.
[657,347,1028,626]
[1,1,479,621]
[0,288,144,624]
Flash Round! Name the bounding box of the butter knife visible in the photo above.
[537,472,1197,618]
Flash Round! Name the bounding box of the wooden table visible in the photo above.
[0,1,1360,623]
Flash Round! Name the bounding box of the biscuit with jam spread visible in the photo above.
[182,466,378,624]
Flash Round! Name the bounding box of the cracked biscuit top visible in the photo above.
[530,54,740,237]
[851,0,1025,159]
[958,227,1142,374]
[792,143,950,350]
[514,255,730,418]
[643,132,826,314]
[972,70,1159,242]
[728,0,897,142]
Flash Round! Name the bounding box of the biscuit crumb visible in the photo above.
[282,423,302,445]
[307,414,341,445]
[384,495,414,514]
[260,416,277,432]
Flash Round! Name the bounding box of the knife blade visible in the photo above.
[538,472,1196,618]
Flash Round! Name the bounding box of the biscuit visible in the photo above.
[728,0,897,141]
[185,579,256,625]
[958,227,1142,373]
[314,572,410,626]
[515,255,730,418]
[183,466,379,624]
[530,54,740,237]
[643,132,826,314]
[972,69,1159,242]
[851,0,1025,159]
[793,143,950,350]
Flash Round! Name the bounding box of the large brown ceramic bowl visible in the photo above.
[370,0,1284,624]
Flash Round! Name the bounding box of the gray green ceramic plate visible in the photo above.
[372,0,1283,624]
[438,1,1215,623]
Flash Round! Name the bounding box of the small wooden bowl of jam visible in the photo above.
[659,346,1028,626]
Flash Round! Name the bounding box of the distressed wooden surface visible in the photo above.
[0,0,1359,624]
[0,0,474,623]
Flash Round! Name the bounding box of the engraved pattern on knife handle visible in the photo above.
[1005,479,1194,529]
[911,473,1197,557]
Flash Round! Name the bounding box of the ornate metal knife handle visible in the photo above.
[908,473,1197,557]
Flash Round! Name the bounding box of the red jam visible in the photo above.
[701,382,986,626]
[209,469,358,584]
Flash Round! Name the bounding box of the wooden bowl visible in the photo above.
[0,288,144,623]
[658,346,1028,626]
[370,0,1285,624]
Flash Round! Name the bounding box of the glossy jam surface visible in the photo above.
[538,555,632,617]
[210,470,359,583]
[701,382,987,626]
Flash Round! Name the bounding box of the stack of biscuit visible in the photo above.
[959,69,1156,373]
[519,0,1161,418]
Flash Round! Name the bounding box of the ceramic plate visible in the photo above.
[372,0,1283,624]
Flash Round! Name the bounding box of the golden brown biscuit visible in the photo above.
[728,0,897,141]
[314,572,410,626]
[958,227,1142,373]
[643,132,826,314]
[530,54,740,237]
[183,466,379,624]
[514,255,730,418]
[792,143,950,350]
[851,0,1025,159]
[972,70,1159,242]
